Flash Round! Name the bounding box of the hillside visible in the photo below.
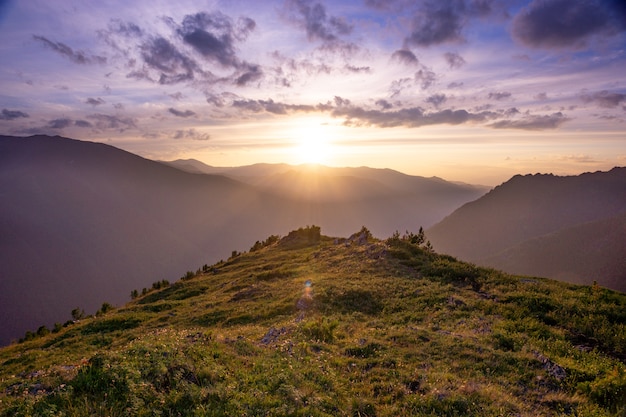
[427,168,626,292]
[0,135,487,346]
[1,226,624,416]
[483,212,626,290]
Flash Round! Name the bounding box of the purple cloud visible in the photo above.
[0,109,29,120]
[33,35,106,65]
[168,108,196,118]
[511,0,626,49]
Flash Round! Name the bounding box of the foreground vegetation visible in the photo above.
[1,226,625,416]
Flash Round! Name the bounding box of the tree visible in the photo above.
[130,289,139,299]
[71,307,85,321]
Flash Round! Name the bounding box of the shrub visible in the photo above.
[300,318,338,343]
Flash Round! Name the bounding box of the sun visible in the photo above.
[290,120,336,165]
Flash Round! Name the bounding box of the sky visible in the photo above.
[0,0,625,185]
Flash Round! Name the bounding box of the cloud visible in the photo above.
[285,0,353,43]
[75,120,93,128]
[48,118,73,129]
[534,92,548,100]
[443,52,466,69]
[86,97,106,106]
[490,112,570,130]
[178,12,250,68]
[581,90,626,108]
[87,113,137,131]
[488,91,512,101]
[447,81,464,88]
[173,128,210,141]
[33,35,106,65]
[375,99,393,110]
[391,49,419,65]
[140,36,199,85]
[332,104,496,128]
[511,0,626,49]
[0,109,29,120]
[232,98,318,114]
[405,1,465,47]
[344,65,371,73]
[168,108,197,118]
[415,68,437,89]
[283,0,357,54]
[426,94,447,107]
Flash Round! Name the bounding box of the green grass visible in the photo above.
[1,226,625,416]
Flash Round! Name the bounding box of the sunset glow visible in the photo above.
[0,0,624,184]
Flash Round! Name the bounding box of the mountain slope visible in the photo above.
[0,135,296,346]
[426,168,626,291]
[483,211,626,289]
[1,227,624,416]
[0,135,487,345]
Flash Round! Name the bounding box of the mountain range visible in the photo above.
[427,168,626,292]
[0,135,487,345]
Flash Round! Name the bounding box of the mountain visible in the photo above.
[0,135,486,345]
[426,168,626,292]
[1,227,625,416]
[483,212,626,289]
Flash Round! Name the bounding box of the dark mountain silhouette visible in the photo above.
[427,168,626,292]
[0,135,486,345]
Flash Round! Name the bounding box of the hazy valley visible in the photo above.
[0,135,487,345]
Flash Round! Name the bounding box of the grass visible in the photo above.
[0,226,625,416]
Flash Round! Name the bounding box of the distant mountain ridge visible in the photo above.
[427,168,626,292]
[0,135,487,345]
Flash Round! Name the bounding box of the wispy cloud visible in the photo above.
[0,109,29,120]
[33,35,106,65]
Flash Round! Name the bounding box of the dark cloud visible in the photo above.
[141,36,199,85]
[511,0,626,49]
[490,112,570,130]
[33,35,106,65]
[75,120,93,128]
[235,64,263,86]
[391,49,419,65]
[332,105,496,128]
[226,93,572,131]
[0,109,29,120]
[173,128,210,141]
[426,94,447,107]
[443,52,466,69]
[168,108,196,118]
[86,97,105,106]
[48,118,72,129]
[405,1,464,47]
[285,0,353,43]
[447,81,464,88]
[375,99,393,110]
[415,68,437,89]
[534,92,548,100]
[488,91,512,101]
[232,98,318,114]
[284,0,356,55]
[344,65,371,73]
[581,90,626,108]
[179,12,241,67]
[87,113,137,131]
[403,0,502,48]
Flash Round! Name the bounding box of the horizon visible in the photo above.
[1,1,625,185]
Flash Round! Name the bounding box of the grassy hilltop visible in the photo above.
[1,226,625,416]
